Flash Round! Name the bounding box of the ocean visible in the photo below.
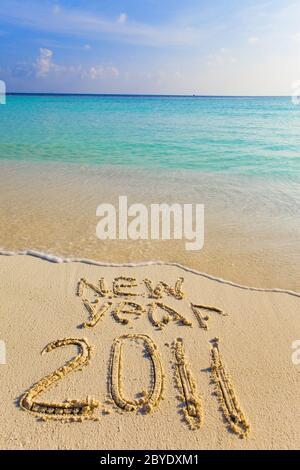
[1,94,300,179]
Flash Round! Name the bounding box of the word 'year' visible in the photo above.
[77,276,227,330]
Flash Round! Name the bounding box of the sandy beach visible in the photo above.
[0,253,299,450]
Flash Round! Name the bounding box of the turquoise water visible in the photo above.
[0,94,300,178]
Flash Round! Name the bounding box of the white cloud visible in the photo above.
[33,48,118,81]
[36,48,54,77]
[88,65,119,80]
[248,36,259,44]
[117,13,127,24]
[83,44,91,50]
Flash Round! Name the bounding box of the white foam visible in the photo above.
[0,248,299,298]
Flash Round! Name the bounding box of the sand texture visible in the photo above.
[0,254,299,450]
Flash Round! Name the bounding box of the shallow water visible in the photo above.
[1,95,300,178]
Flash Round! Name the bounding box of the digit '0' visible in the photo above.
[109,334,164,413]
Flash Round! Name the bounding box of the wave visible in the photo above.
[1,248,299,298]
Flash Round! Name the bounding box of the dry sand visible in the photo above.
[0,253,299,450]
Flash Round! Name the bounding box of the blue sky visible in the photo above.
[0,0,300,94]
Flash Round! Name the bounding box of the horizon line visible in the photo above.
[7,92,291,98]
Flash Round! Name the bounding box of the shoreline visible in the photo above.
[1,249,300,298]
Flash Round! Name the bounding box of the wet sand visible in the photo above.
[0,160,299,291]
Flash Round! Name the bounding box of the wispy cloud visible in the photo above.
[0,0,208,47]
[88,65,119,80]
[31,38,93,52]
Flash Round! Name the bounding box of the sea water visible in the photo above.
[1,94,300,179]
